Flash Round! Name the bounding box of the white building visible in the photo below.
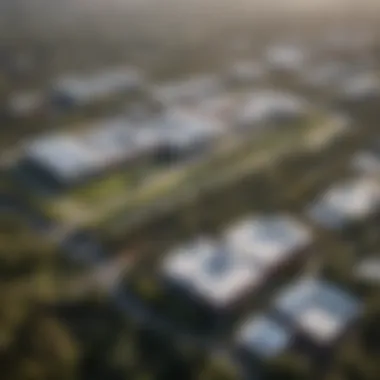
[355,257,380,284]
[300,61,354,90]
[226,60,266,86]
[274,277,362,346]
[150,74,223,107]
[8,90,44,118]
[237,90,309,129]
[224,214,313,274]
[161,237,264,309]
[307,177,380,230]
[352,142,380,175]
[264,43,307,72]
[18,117,160,189]
[195,94,240,129]
[236,314,292,361]
[339,72,380,102]
[51,67,145,107]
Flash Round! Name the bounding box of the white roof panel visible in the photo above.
[25,116,160,183]
[162,237,263,307]
[274,277,362,344]
[237,315,292,359]
[238,90,308,126]
[224,214,313,270]
[308,177,380,229]
[53,67,144,105]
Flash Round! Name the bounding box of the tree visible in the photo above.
[0,215,80,380]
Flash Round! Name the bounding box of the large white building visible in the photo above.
[150,74,223,107]
[224,214,313,274]
[307,177,380,230]
[273,277,362,346]
[15,103,225,192]
[237,90,309,130]
[51,67,145,108]
[161,214,313,310]
[161,237,264,309]
[18,117,159,189]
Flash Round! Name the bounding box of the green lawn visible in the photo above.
[41,111,341,230]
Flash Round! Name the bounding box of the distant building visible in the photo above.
[195,94,240,129]
[339,72,380,103]
[226,61,266,87]
[237,90,309,130]
[300,61,354,90]
[355,257,380,284]
[161,237,264,314]
[352,141,380,175]
[307,177,380,230]
[264,43,307,72]
[7,90,45,119]
[236,314,292,361]
[224,214,313,276]
[150,74,223,107]
[50,67,145,108]
[273,277,362,351]
[14,117,160,193]
[153,106,225,163]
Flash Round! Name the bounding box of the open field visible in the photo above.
[79,112,347,234]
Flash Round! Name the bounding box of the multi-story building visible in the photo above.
[307,177,380,230]
[50,67,145,109]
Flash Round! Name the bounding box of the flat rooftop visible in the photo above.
[150,74,223,106]
[307,177,380,229]
[339,72,380,100]
[264,43,307,71]
[21,105,225,185]
[355,257,380,284]
[352,140,380,175]
[161,237,264,308]
[237,90,309,128]
[52,66,144,104]
[23,117,159,183]
[274,277,362,344]
[224,214,313,271]
[236,314,292,359]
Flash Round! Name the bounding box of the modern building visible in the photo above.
[155,106,225,161]
[355,257,380,284]
[224,214,313,276]
[150,74,223,107]
[273,277,362,350]
[338,72,380,103]
[7,90,45,118]
[351,140,380,176]
[50,67,145,108]
[13,117,160,193]
[194,94,240,130]
[237,90,309,130]
[299,61,355,90]
[226,60,266,86]
[307,177,380,230]
[236,314,292,361]
[161,237,264,314]
[264,43,307,72]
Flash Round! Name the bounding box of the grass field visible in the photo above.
[41,111,346,230]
